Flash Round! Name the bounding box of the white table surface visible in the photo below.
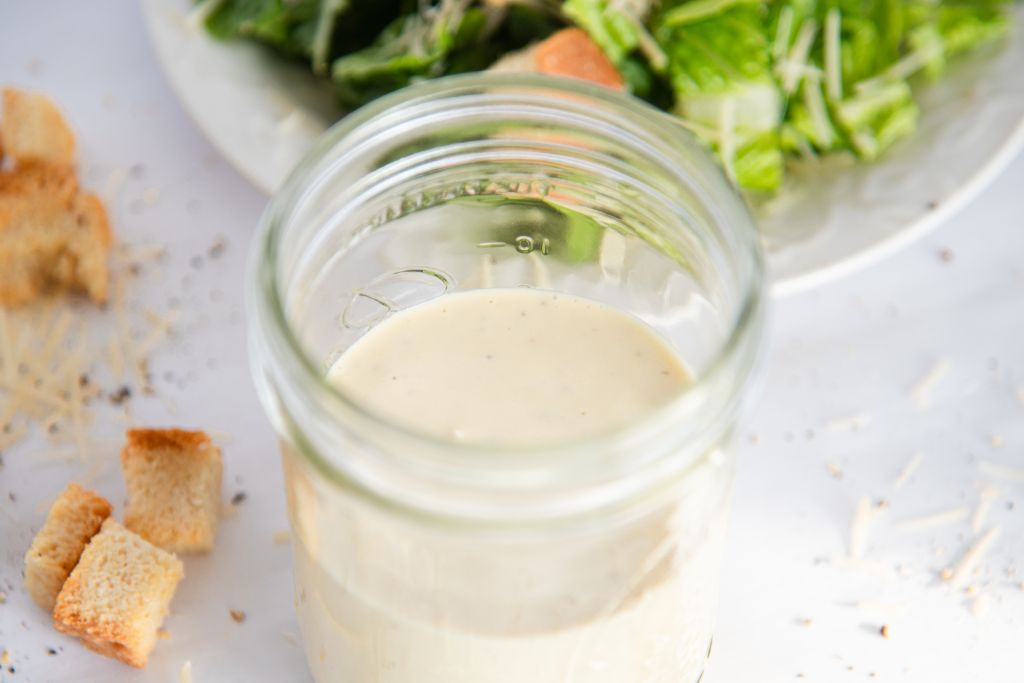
[1,3,1022,682]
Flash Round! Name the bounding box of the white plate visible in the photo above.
[143,0,1024,296]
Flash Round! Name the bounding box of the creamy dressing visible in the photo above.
[289,288,727,683]
[327,289,690,445]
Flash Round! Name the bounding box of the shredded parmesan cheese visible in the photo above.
[942,526,1001,587]
[180,659,193,683]
[979,461,1024,483]
[272,530,291,544]
[910,357,951,410]
[894,506,969,532]
[0,244,176,459]
[849,496,875,560]
[971,487,999,533]
[825,412,872,432]
[894,452,925,489]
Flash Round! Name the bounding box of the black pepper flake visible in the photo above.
[208,239,227,259]
[231,492,247,506]
[46,648,57,656]
[8,492,15,503]
[109,386,132,405]
[230,609,246,623]
[189,255,204,269]
[79,373,90,388]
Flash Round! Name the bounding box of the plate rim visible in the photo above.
[770,118,1024,298]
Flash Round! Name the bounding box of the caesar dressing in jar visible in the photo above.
[249,74,764,683]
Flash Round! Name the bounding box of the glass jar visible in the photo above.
[249,74,765,683]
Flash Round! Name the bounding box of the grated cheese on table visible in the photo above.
[849,496,876,560]
[910,357,951,410]
[942,526,1002,587]
[894,506,969,532]
[971,487,999,533]
[0,244,175,460]
[825,412,872,432]
[979,461,1024,483]
[894,451,925,489]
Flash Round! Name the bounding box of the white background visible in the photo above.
[1,2,1022,682]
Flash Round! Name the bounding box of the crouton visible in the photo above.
[122,429,222,554]
[53,519,184,668]
[23,483,112,611]
[0,163,112,305]
[490,28,624,91]
[1,89,76,167]
[535,28,625,90]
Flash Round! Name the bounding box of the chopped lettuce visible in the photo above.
[655,3,785,191]
[330,4,469,106]
[563,0,642,65]
[204,0,1016,195]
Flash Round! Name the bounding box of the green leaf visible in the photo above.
[330,5,462,106]
[563,0,641,64]
[205,0,322,57]
[832,81,918,160]
[733,130,785,191]
[655,2,785,191]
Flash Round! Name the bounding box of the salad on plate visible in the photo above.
[195,0,1014,194]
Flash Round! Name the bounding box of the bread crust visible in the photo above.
[52,519,184,668]
[122,428,223,553]
[0,90,112,305]
[534,28,625,91]
[23,483,112,611]
[0,88,75,167]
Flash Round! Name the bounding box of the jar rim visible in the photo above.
[250,73,765,500]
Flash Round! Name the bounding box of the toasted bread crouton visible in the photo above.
[490,28,624,91]
[1,89,76,167]
[536,29,624,91]
[122,429,222,554]
[24,483,112,611]
[0,163,112,305]
[53,519,184,668]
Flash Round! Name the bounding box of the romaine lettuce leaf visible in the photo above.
[654,2,785,191]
